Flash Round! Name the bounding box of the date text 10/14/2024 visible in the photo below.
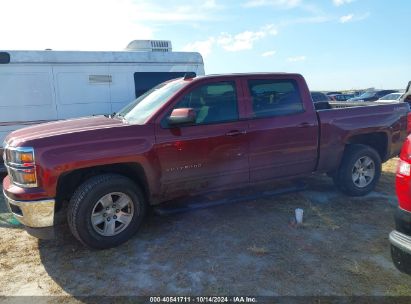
[149,296,257,303]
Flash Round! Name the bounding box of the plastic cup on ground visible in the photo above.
[295,208,303,224]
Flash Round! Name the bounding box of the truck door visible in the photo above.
[242,76,319,182]
[154,79,249,197]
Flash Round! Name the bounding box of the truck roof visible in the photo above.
[188,72,301,80]
[0,50,203,64]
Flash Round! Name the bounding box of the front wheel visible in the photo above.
[67,174,146,249]
[333,144,382,196]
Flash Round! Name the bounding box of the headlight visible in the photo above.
[5,147,35,165]
[4,147,37,188]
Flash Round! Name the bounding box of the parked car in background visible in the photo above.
[326,91,342,96]
[390,135,411,275]
[375,93,403,103]
[2,72,410,249]
[400,81,411,105]
[348,90,398,102]
[311,91,331,102]
[328,94,356,102]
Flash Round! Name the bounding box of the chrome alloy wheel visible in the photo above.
[352,156,375,188]
[90,192,135,236]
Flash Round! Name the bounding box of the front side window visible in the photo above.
[248,79,304,118]
[163,81,239,127]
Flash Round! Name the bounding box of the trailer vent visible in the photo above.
[89,75,112,84]
[126,40,172,52]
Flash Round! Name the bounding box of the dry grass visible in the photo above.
[0,158,410,296]
[248,245,270,255]
[377,157,398,195]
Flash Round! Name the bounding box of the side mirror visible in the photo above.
[168,108,196,126]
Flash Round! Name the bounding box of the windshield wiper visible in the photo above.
[106,112,118,119]
[112,112,127,123]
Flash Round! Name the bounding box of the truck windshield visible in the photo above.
[116,79,187,124]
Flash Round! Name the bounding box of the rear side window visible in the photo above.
[248,79,304,118]
[134,72,194,98]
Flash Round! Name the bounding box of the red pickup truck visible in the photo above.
[2,73,410,249]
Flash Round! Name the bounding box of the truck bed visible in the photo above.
[315,101,409,174]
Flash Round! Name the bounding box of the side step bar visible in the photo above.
[154,180,307,216]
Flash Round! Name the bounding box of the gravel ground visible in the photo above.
[0,158,410,297]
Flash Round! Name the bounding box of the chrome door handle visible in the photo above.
[226,130,247,136]
[297,122,312,128]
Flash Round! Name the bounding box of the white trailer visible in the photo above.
[0,40,204,154]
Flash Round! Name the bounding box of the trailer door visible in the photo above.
[52,65,111,119]
[0,65,57,144]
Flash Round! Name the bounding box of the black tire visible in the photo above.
[391,245,411,275]
[67,174,146,249]
[333,144,382,196]
[391,244,411,275]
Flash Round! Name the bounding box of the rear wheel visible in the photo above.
[333,144,381,196]
[67,174,146,249]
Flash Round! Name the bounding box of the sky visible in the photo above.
[0,0,409,90]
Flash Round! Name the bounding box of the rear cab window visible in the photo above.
[246,78,305,118]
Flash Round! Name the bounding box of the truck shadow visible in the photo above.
[37,179,314,297]
[36,172,399,297]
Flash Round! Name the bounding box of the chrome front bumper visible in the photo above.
[389,230,411,254]
[3,191,55,228]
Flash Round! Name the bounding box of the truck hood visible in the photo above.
[4,116,126,147]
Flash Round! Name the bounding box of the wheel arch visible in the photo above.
[345,132,388,162]
[55,162,149,211]
[332,143,382,196]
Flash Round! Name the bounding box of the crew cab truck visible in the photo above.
[2,73,410,249]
